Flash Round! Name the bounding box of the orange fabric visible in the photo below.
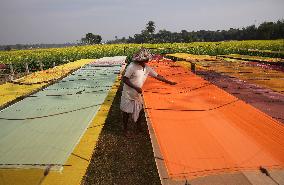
[143,60,284,179]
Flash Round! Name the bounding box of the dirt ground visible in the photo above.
[0,72,25,85]
[82,86,161,185]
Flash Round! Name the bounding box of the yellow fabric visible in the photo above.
[13,59,93,84]
[169,53,284,93]
[166,53,217,62]
[0,83,45,108]
[0,59,94,108]
[219,54,284,63]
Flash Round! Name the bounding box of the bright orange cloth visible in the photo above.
[143,60,284,179]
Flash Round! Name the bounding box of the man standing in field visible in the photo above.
[120,48,176,137]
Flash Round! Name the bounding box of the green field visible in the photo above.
[0,40,283,72]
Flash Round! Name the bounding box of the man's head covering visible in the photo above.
[132,47,154,62]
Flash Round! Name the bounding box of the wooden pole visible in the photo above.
[39,61,43,71]
[9,63,14,81]
[25,62,30,74]
[190,62,196,73]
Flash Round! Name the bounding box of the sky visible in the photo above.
[0,0,283,45]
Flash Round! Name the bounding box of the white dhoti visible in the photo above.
[120,94,143,122]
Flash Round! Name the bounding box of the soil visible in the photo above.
[82,86,161,185]
[0,71,25,85]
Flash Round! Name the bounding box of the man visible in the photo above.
[120,48,176,137]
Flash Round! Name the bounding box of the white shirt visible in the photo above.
[122,62,158,100]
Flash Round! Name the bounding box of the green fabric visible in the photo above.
[0,63,122,169]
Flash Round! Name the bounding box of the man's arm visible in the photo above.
[122,76,142,93]
[154,74,177,85]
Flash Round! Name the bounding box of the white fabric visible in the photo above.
[89,56,127,66]
[120,62,158,122]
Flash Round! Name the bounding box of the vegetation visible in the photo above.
[113,20,284,43]
[0,43,78,51]
[0,40,283,73]
[81,33,102,45]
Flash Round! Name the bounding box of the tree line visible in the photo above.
[109,20,284,44]
[2,20,283,51]
[0,43,78,51]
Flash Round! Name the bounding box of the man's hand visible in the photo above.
[135,87,142,93]
[168,81,177,85]
[155,75,177,85]
[123,76,142,93]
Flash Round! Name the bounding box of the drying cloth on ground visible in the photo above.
[0,59,94,108]
[167,53,284,93]
[143,60,284,180]
[0,56,126,170]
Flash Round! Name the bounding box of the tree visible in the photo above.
[81,33,102,44]
[180,30,190,42]
[4,46,12,51]
[155,29,172,43]
[146,21,156,34]
[137,21,157,43]
[133,33,147,43]
[243,25,257,40]
[257,22,274,40]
